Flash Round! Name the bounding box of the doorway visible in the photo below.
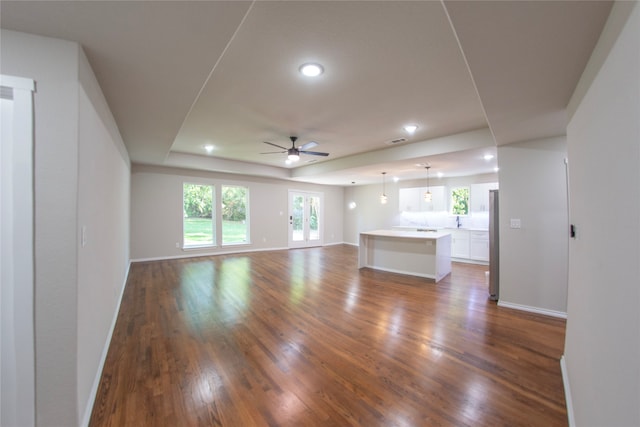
[288,191,323,248]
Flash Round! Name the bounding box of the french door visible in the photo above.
[288,191,323,248]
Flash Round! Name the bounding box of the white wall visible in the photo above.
[76,49,131,425]
[343,182,398,245]
[1,30,131,426]
[2,30,80,426]
[564,2,639,426]
[130,165,344,260]
[497,137,568,315]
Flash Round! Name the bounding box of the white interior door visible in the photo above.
[288,191,323,248]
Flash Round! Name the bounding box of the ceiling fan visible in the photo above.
[261,136,329,162]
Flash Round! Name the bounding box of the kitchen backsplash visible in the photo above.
[396,210,490,230]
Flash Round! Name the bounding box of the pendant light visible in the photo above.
[424,166,432,202]
[380,172,388,204]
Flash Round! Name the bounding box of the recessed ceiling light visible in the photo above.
[494,167,500,172]
[299,63,324,77]
[484,154,494,161]
[203,144,214,153]
[403,124,418,134]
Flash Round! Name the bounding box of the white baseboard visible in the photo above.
[323,241,347,247]
[451,257,489,266]
[81,260,131,427]
[132,243,360,263]
[497,300,567,319]
[560,355,575,427]
[131,246,290,263]
[362,264,437,280]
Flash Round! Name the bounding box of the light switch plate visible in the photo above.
[510,219,522,229]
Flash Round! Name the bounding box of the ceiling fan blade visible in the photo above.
[260,150,286,154]
[300,150,329,157]
[299,141,318,151]
[263,141,288,150]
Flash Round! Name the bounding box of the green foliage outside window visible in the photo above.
[183,183,212,218]
[183,183,214,246]
[451,187,469,215]
[222,186,247,222]
[293,196,304,230]
[309,197,319,231]
[222,185,248,244]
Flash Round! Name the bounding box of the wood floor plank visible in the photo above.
[90,245,567,426]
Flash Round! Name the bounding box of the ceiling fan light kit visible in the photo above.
[288,151,300,162]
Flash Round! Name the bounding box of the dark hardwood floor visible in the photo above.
[90,245,567,426]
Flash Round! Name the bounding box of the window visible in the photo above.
[183,183,214,247]
[222,185,249,245]
[451,186,470,216]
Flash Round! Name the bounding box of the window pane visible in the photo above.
[183,183,214,247]
[222,185,249,245]
[451,187,470,216]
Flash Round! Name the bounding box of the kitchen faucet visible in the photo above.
[456,215,461,228]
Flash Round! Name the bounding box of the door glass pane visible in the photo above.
[308,195,320,241]
[292,194,304,242]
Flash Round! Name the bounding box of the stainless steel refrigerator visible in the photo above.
[489,189,499,301]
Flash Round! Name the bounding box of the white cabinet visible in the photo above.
[469,231,489,261]
[399,186,446,212]
[449,229,470,259]
[470,182,498,213]
[398,187,422,212]
[420,186,445,212]
[447,229,489,263]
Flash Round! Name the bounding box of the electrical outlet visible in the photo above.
[175,242,180,248]
[510,219,522,229]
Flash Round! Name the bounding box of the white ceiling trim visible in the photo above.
[291,128,494,181]
[165,151,290,181]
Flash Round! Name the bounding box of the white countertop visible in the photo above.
[444,227,489,232]
[360,229,452,240]
[392,226,488,232]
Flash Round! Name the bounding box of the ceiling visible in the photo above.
[0,1,612,185]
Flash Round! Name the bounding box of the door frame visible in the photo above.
[1,75,36,427]
[288,190,324,248]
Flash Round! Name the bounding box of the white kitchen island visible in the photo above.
[358,229,452,282]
